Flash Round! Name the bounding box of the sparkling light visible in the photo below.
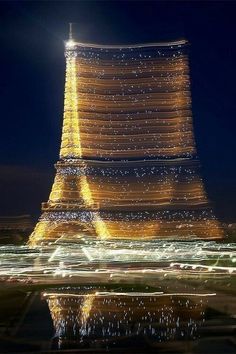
[28,40,224,245]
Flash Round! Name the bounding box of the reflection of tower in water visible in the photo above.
[44,290,207,349]
[29,37,223,245]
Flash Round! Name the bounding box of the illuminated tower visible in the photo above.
[29,33,223,245]
[44,290,207,349]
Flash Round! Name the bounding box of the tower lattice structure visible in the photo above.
[45,290,207,348]
[29,39,223,245]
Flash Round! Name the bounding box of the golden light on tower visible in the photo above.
[44,290,209,349]
[28,30,223,245]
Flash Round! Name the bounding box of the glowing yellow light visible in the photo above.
[80,175,93,207]
[93,213,111,240]
[66,39,76,48]
[28,40,224,245]
[60,56,82,158]
[80,294,96,329]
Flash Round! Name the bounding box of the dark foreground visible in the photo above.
[0,240,235,353]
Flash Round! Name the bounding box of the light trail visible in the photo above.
[170,262,236,273]
[0,240,235,284]
[43,291,215,297]
[65,39,188,49]
[48,246,61,262]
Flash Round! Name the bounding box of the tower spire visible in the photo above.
[69,22,74,40]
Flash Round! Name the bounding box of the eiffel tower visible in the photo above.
[29,31,223,245]
[45,289,207,348]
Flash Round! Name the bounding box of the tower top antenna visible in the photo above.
[69,22,74,40]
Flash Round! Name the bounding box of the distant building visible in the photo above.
[0,215,34,244]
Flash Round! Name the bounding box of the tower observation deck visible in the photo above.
[29,37,223,245]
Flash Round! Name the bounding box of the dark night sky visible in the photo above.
[0,1,235,222]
